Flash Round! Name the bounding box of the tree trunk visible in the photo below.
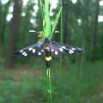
[6,0,22,68]
[92,0,100,61]
[0,0,11,56]
[0,0,2,55]
[62,0,69,44]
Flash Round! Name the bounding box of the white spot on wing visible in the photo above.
[71,48,76,51]
[20,50,23,53]
[24,53,28,56]
[62,46,66,49]
[22,52,26,55]
[38,52,41,55]
[60,48,63,52]
[68,50,74,54]
[22,52,28,56]
[55,51,58,55]
[32,49,36,53]
[28,47,33,51]
[41,49,44,52]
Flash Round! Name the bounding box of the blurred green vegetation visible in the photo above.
[0,61,103,103]
[0,0,103,103]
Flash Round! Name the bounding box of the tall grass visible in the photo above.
[43,0,52,102]
[0,61,103,103]
[59,0,63,99]
[39,0,62,103]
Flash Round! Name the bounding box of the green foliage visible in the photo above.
[43,0,51,38]
[51,7,62,34]
[0,61,103,103]
[50,7,62,39]
[0,0,102,62]
[0,0,103,102]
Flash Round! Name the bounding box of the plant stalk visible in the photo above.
[46,68,52,103]
[44,0,52,103]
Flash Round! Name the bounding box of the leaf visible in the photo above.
[51,7,62,37]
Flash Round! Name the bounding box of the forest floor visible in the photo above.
[0,61,103,103]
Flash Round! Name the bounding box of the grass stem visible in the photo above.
[44,0,52,103]
[46,68,52,103]
[59,0,63,98]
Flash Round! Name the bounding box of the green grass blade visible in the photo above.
[50,7,62,39]
[39,0,44,20]
[46,68,52,103]
[43,0,52,103]
[44,0,51,38]
[60,0,63,98]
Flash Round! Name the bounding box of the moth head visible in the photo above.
[44,38,50,43]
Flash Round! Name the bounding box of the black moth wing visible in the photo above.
[65,45,83,54]
[49,41,67,57]
[13,42,45,57]
[49,41,83,57]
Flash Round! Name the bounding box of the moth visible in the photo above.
[13,37,83,68]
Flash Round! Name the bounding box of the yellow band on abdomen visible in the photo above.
[45,56,52,61]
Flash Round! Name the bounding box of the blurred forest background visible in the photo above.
[0,0,103,103]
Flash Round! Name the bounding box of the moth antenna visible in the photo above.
[54,31,59,33]
[29,30,39,34]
